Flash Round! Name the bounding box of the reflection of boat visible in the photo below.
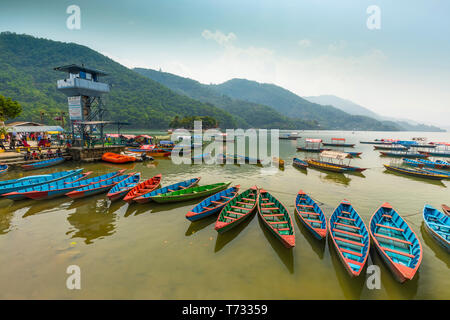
[292,158,308,169]
[186,185,240,221]
[107,173,140,201]
[295,190,326,240]
[215,186,258,233]
[123,174,162,203]
[22,157,65,170]
[369,202,422,282]
[0,164,8,175]
[150,182,231,203]
[134,177,200,204]
[328,200,370,277]
[257,189,295,248]
[423,205,449,251]
[383,165,447,180]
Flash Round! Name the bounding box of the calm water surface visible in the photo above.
[0,130,449,299]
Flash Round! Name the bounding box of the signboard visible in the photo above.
[68,96,83,120]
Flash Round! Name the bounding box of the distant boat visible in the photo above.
[423,205,449,251]
[418,150,450,158]
[292,158,308,170]
[322,138,355,148]
[417,159,450,169]
[374,145,409,151]
[383,164,447,180]
[133,177,200,204]
[379,151,428,158]
[22,157,65,170]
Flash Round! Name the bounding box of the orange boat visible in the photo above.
[102,152,136,164]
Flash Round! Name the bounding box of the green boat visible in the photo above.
[150,182,231,203]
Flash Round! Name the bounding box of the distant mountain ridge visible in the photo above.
[304,95,445,132]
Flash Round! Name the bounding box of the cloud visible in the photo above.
[298,39,311,48]
[201,30,236,46]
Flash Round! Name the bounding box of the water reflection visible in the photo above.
[294,214,325,260]
[66,199,119,244]
[22,197,72,218]
[383,170,447,188]
[0,204,15,235]
[257,216,294,273]
[185,215,217,236]
[420,223,450,268]
[319,172,351,186]
[214,213,256,252]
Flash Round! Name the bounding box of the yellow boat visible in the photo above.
[306,159,346,173]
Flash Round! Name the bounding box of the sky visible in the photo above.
[0,0,449,126]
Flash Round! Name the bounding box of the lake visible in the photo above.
[0,130,449,299]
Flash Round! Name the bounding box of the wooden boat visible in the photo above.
[292,158,308,169]
[316,160,367,172]
[360,141,393,145]
[258,189,295,248]
[134,177,200,204]
[322,138,354,148]
[186,185,240,221]
[420,168,450,178]
[107,172,141,201]
[369,202,422,282]
[66,173,130,199]
[417,159,450,169]
[0,169,83,196]
[0,172,59,187]
[374,145,409,151]
[297,147,328,153]
[21,170,125,200]
[0,164,8,175]
[328,200,370,277]
[295,190,327,240]
[419,150,450,158]
[123,174,162,203]
[102,152,136,164]
[150,182,231,203]
[402,158,425,168]
[215,186,259,233]
[128,146,171,157]
[22,157,65,170]
[3,171,92,201]
[442,204,450,216]
[306,159,346,173]
[423,205,449,251]
[383,164,447,180]
[380,151,428,158]
[347,151,362,158]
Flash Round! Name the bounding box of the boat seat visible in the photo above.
[382,247,415,258]
[241,198,256,202]
[374,233,412,245]
[262,207,279,211]
[261,198,269,201]
[382,214,392,219]
[335,222,360,230]
[337,216,355,221]
[224,216,236,221]
[340,247,363,257]
[297,204,314,208]
[298,211,319,216]
[344,258,363,268]
[303,218,321,224]
[226,211,245,216]
[221,196,232,199]
[263,214,284,217]
[262,202,276,206]
[269,221,288,224]
[167,189,175,192]
[179,186,186,189]
[427,222,449,230]
[277,228,291,231]
[231,206,251,211]
[236,201,253,205]
[334,236,364,247]
[332,229,363,238]
[376,224,404,232]
[203,206,215,210]
[341,211,352,215]
[211,200,223,205]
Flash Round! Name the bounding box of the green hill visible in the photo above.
[211,79,401,131]
[0,32,238,129]
[134,68,318,129]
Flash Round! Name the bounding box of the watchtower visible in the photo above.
[54,64,110,147]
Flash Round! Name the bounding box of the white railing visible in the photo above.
[57,78,110,93]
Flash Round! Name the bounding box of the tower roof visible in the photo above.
[54,64,108,76]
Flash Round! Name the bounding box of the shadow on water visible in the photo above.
[319,172,351,186]
[214,212,256,253]
[65,197,119,245]
[257,215,294,274]
[327,239,365,299]
[21,197,72,218]
[383,170,447,188]
[368,247,419,299]
[294,213,325,260]
[185,215,217,236]
[292,166,308,175]
[420,223,450,268]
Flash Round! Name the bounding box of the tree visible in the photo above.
[0,95,22,126]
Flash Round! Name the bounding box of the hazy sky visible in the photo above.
[0,0,449,125]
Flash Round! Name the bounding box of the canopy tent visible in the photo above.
[106,133,136,139]
[305,138,322,143]
[331,138,346,141]
[320,150,351,160]
[7,125,64,133]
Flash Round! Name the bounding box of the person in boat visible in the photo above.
[24,150,31,160]
[47,149,54,158]
[39,150,44,159]
[31,150,39,160]
[56,148,63,158]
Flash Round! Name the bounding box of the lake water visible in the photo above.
[0,130,449,299]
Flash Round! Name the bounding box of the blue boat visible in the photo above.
[402,158,425,168]
[420,168,450,178]
[22,157,65,170]
[292,158,308,170]
[107,172,141,201]
[0,164,8,175]
[295,190,327,240]
[380,151,428,158]
[417,159,450,169]
[369,203,422,282]
[328,200,370,277]
[186,185,240,221]
[0,169,83,196]
[423,205,450,251]
[66,172,130,199]
[18,170,126,200]
[3,170,91,200]
[134,177,200,203]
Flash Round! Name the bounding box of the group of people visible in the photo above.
[0,131,67,150]
[24,148,63,161]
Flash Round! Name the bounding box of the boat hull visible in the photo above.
[22,157,65,170]
[151,182,230,203]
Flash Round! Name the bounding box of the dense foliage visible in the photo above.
[0,32,238,129]
[169,115,218,129]
[0,94,22,122]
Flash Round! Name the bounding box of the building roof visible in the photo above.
[7,126,64,133]
[54,64,108,76]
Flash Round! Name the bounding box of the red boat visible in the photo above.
[442,204,450,216]
[123,174,162,202]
